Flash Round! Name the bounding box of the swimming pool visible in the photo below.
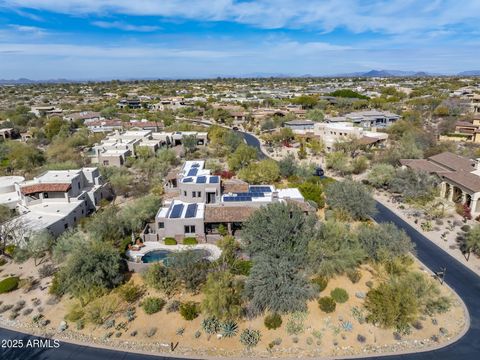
[141,249,211,264]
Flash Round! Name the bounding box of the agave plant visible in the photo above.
[220,320,238,338]
[240,328,261,349]
[201,316,220,334]
[341,320,353,332]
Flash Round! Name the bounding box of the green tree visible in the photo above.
[389,168,438,204]
[357,223,414,262]
[325,151,351,175]
[228,144,258,171]
[291,95,318,109]
[307,221,365,277]
[182,135,197,155]
[57,241,123,303]
[298,182,324,208]
[25,230,55,266]
[238,159,280,184]
[325,180,377,220]
[202,271,243,320]
[167,250,209,293]
[278,153,298,178]
[143,263,179,298]
[44,117,68,140]
[465,225,480,261]
[243,203,316,313]
[306,109,324,122]
[52,230,85,264]
[367,164,395,188]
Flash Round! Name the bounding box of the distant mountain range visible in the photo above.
[2,70,480,84]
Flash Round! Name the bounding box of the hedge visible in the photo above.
[0,276,20,294]
[182,237,198,245]
[164,237,177,245]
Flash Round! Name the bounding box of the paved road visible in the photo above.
[237,130,267,159]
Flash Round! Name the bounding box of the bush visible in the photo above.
[164,237,177,245]
[117,281,144,303]
[231,259,252,276]
[141,297,166,314]
[311,275,328,292]
[180,301,200,320]
[4,244,15,256]
[145,327,157,337]
[240,328,261,348]
[318,297,336,313]
[0,258,7,266]
[166,300,181,313]
[221,320,238,337]
[286,312,306,335]
[0,276,19,294]
[264,313,282,330]
[461,225,471,232]
[330,288,349,303]
[347,270,362,284]
[65,304,84,322]
[183,237,198,245]
[38,264,56,278]
[201,316,220,334]
[357,334,366,343]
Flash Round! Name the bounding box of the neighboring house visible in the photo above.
[63,111,102,122]
[30,106,63,117]
[284,119,315,131]
[400,152,480,217]
[439,116,480,143]
[325,110,400,128]
[291,121,388,152]
[143,160,314,243]
[0,176,25,209]
[0,128,14,140]
[152,99,187,111]
[2,168,110,245]
[85,119,124,133]
[117,99,142,109]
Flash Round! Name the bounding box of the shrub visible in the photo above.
[330,288,349,303]
[286,312,306,335]
[221,320,238,338]
[218,224,228,237]
[166,300,181,313]
[240,328,261,348]
[164,237,177,245]
[145,327,157,337]
[4,244,15,256]
[0,257,7,266]
[365,280,373,288]
[65,304,84,322]
[264,313,282,330]
[311,275,328,292]
[347,270,362,284]
[117,281,144,303]
[425,296,451,315]
[141,297,166,314]
[357,334,366,343]
[461,225,471,232]
[201,316,220,334]
[180,301,200,320]
[38,264,56,278]
[231,259,252,276]
[183,237,198,245]
[0,276,19,294]
[318,297,336,313]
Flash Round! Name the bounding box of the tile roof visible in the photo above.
[204,205,257,223]
[428,152,475,172]
[399,159,450,173]
[440,171,480,193]
[21,183,71,195]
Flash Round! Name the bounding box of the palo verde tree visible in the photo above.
[243,202,316,314]
[325,180,377,220]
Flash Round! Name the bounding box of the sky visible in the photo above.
[0,0,479,79]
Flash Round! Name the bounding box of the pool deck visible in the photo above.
[127,241,222,263]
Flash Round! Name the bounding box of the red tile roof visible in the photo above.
[21,183,71,195]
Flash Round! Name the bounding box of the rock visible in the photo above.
[58,321,67,332]
[355,292,366,299]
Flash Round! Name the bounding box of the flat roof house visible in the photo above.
[143,161,314,243]
[3,168,110,245]
[284,119,315,131]
[326,110,400,128]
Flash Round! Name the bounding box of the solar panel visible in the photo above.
[249,186,271,193]
[185,203,198,218]
[170,204,184,218]
[223,196,252,202]
[187,168,198,176]
[183,177,193,183]
[196,176,207,183]
[234,192,264,197]
[192,163,200,168]
[209,176,219,184]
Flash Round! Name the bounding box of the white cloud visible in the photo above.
[8,24,47,37]
[91,21,160,32]
[2,0,480,34]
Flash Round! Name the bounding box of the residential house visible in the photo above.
[325,110,400,128]
[284,119,315,131]
[439,116,480,143]
[400,152,480,217]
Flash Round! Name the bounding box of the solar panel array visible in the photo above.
[223,196,252,202]
[183,177,193,183]
[187,168,198,176]
[234,192,264,197]
[185,203,198,218]
[170,204,184,218]
[196,176,207,183]
[209,176,220,183]
[249,186,272,193]
[191,163,200,168]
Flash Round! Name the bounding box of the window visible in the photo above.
[158,222,165,229]
[197,191,201,197]
[183,191,187,196]
[64,224,68,229]
[43,192,49,198]
[103,160,110,166]
[184,225,196,234]
[192,191,196,198]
